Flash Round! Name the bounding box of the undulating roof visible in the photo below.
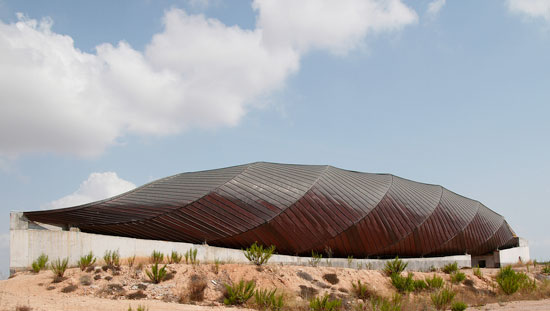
[24,162,517,257]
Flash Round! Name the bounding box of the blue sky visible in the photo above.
[0,0,549,277]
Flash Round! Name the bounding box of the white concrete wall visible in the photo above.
[9,211,471,274]
[498,246,530,266]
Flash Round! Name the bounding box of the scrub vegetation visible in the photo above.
[12,246,550,311]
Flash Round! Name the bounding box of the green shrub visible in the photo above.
[309,251,322,267]
[431,288,456,310]
[442,262,458,274]
[473,266,483,278]
[145,263,167,284]
[224,280,255,305]
[50,257,69,278]
[103,249,120,267]
[127,305,149,311]
[425,274,444,289]
[391,273,415,293]
[31,253,49,273]
[351,280,371,300]
[184,248,199,265]
[77,251,96,271]
[243,242,276,266]
[451,271,466,284]
[254,288,284,311]
[496,266,522,295]
[496,266,536,293]
[370,294,402,311]
[542,265,550,274]
[451,301,467,311]
[414,279,427,291]
[309,294,341,311]
[384,257,408,276]
[169,250,182,264]
[150,250,164,264]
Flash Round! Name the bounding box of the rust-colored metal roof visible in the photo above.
[24,162,517,257]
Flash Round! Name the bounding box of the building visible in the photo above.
[10,162,529,273]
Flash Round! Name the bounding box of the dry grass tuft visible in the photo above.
[186,274,208,302]
[127,290,148,300]
[61,284,78,293]
[322,273,339,285]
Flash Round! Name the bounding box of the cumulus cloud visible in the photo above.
[254,0,418,54]
[42,172,136,209]
[0,1,417,157]
[426,0,446,17]
[507,0,550,21]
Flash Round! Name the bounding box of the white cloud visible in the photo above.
[254,0,418,54]
[507,0,550,21]
[0,1,417,157]
[42,172,136,209]
[426,0,446,17]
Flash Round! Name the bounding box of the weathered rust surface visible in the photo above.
[23,162,517,257]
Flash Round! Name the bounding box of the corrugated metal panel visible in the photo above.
[23,162,517,257]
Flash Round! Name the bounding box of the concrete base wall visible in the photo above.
[472,238,530,268]
[9,212,471,275]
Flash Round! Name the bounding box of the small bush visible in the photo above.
[369,294,402,311]
[297,271,313,281]
[127,305,148,311]
[451,301,467,311]
[224,280,255,305]
[351,280,371,300]
[496,266,523,295]
[384,257,408,276]
[103,250,120,267]
[391,273,415,293]
[254,288,284,311]
[212,258,220,274]
[431,288,456,310]
[323,273,339,285]
[414,279,427,291]
[61,284,78,293]
[169,250,183,264]
[127,290,147,300]
[127,255,136,267]
[309,251,322,267]
[150,250,164,264]
[451,271,466,284]
[425,274,444,289]
[145,263,167,284]
[542,265,550,274]
[243,242,276,266]
[31,253,49,273]
[299,285,319,299]
[442,262,458,274]
[15,305,32,311]
[473,266,483,278]
[188,274,207,302]
[50,257,69,278]
[77,251,96,271]
[80,275,92,286]
[309,294,341,311]
[184,248,199,265]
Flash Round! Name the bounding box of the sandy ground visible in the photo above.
[470,299,550,310]
[0,261,548,311]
